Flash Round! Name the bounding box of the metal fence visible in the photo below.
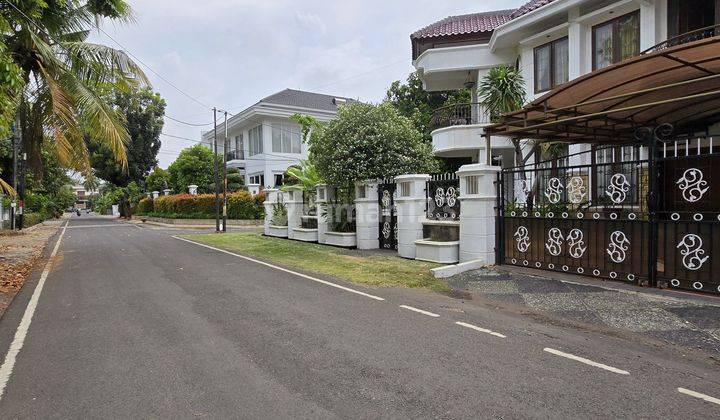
[426,173,460,221]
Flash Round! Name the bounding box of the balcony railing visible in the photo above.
[226,149,244,161]
[642,24,720,54]
[429,103,492,131]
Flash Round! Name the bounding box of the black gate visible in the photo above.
[426,173,461,220]
[378,179,397,250]
[498,127,720,295]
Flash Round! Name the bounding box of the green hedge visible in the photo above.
[135,191,264,219]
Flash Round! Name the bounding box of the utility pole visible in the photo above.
[10,123,17,230]
[213,107,220,233]
[222,111,228,232]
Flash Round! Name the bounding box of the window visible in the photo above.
[248,125,263,156]
[249,173,264,186]
[271,123,302,154]
[534,37,569,93]
[274,174,284,187]
[593,11,640,70]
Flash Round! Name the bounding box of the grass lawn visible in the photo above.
[182,232,450,293]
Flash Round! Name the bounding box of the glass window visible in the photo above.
[248,125,263,156]
[534,37,568,93]
[593,11,640,70]
[271,123,303,154]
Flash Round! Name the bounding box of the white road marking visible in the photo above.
[173,236,385,301]
[678,388,720,405]
[543,348,629,375]
[455,321,506,338]
[66,224,132,229]
[0,220,69,400]
[399,305,440,318]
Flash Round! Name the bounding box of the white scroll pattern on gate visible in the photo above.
[677,234,709,271]
[434,187,445,207]
[544,178,563,204]
[545,228,564,256]
[676,168,709,203]
[606,231,630,263]
[567,177,587,204]
[381,189,391,208]
[566,229,587,259]
[514,226,531,252]
[605,173,631,204]
[446,187,457,207]
[382,221,391,239]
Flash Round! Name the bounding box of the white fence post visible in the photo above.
[395,174,430,259]
[354,180,380,249]
[457,164,500,264]
[263,188,279,236]
[315,184,331,244]
[284,186,304,240]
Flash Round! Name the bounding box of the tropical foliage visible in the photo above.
[385,72,470,140]
[281,159,321,192]
[308,102,438,190]
[145,166,170,192]
[167,144,215,194]
[136,191,264,220]
[2,0,147,177]
[89,88,165,186]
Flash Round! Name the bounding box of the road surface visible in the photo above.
[0,215,718,418]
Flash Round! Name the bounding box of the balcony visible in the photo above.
[429,103,512,158]
[226,149,245,161]
[643,24,720,54]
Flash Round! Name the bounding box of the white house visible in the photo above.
[412,0,713,165]
[201,89,352,189]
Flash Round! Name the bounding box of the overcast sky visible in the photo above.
[93,0,525,168]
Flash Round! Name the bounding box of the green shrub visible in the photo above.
[23,212,44,228]
[135,198,154,215]
[270,202,287,226]
[150,191,264,219]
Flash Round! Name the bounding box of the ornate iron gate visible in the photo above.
[378,179,397,250]
[498,127,720,295]
[426,173,460,220]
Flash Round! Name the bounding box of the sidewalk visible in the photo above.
[0,221,62,318]
[448,267,720,355]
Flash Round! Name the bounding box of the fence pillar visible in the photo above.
[248,183,260,195]
[457,164,501,264]
[263,188,279,236]
[152,191,159,199]
[284,186,304,240]
[354,180,380,249]
[315,184,332,244]
[395,174,431,259]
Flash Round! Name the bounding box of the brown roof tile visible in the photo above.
[510,0,559,19]
[411,10,515,39]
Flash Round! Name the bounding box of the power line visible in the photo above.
[164,115,213,127]
[94,26,213,111]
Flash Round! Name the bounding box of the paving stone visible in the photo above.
[520,293,591,312]
[595,307,689,332]
[665,306,720,329]
[466,280,519,294]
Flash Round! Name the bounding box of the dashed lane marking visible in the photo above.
[678,388,720,405]
[399,305,440,318]
[543,348,630,375]
[455,321,506,338]
[173,236,385,301]
[0,220,70,400]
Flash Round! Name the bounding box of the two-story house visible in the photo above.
[412,0,719,165]
[202,89,352,188]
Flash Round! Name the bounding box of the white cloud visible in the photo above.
[295,11,327,35]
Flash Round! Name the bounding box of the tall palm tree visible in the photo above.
[2,0,148,179]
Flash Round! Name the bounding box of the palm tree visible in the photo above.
[2,1,148,179]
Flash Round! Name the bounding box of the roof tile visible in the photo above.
[411,10,515,39]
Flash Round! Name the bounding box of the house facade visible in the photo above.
[412,0,717,165]
[411,0,720,295]
[201,89,351,189]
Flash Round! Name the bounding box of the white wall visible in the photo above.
[243,117,307,188]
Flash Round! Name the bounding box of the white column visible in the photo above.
[188,185,198,195]
[284,186,304,240]
[640,1,658,52]
[354,180,380,250]
[567,7,585,80]
[152,191,159,199]
[457,164,501,264]
[395,174,431,259]
[263,188,279,236]
[247,183,260,195]
[163,189,171,196]
[315,184,331,244]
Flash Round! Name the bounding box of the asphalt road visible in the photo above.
[0,215,718,418]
